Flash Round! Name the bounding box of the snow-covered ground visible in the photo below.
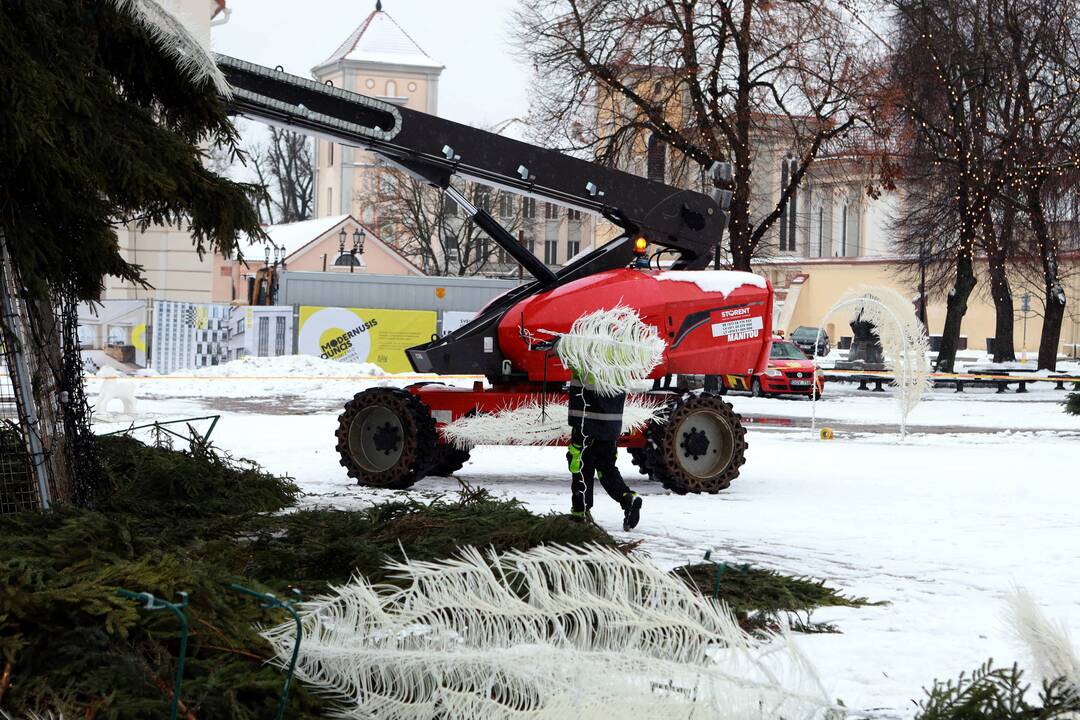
[89,356,1080,718]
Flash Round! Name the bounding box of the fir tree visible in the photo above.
[0,0,264,300]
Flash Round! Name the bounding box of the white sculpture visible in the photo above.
[261,545,838,719]
[814,285,931,437]
[95,367,138,416]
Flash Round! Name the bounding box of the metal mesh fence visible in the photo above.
[0,232,82,513]
[0,353,38,513]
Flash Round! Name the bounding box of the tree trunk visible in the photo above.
[1039,287,1065,370]
[727,179,754,271]
[935,251,977,372]
[1026,186,1064,370]
[983,210,1015,362]
[986,260,1015,362]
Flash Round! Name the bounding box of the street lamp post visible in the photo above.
[918,239,928,328]
[351,227,365,273]
[338,227,366,273]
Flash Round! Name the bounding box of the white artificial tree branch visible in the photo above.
[545,306,666,396]
[107,0,231,96]
[260,545,839,719]
[440,397,663,449]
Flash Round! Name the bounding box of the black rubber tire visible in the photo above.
[335,387,437,489]
[427,445,471,477]
[641,392,747,494]
[751,378,766,398]
[628,446,654,479]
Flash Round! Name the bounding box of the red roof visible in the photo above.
[212,0,226,18]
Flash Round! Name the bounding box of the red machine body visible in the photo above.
[497,267,773,383]
[407,267,773,447]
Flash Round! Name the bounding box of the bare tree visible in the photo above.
[889,0,1018,371]
[369,169,524,276]
[247,127,314,225]
[990,0,1080,369]
[514,0,877,270]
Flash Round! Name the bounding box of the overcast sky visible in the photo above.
[212,0,532,127]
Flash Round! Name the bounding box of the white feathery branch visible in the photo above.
[1007,588,1080,693]
[260,544,839,719]
[546,306,666,396]
[107,0,231,96]
[816,285,930,437]
[440,396,663,449]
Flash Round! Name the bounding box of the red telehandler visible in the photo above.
[216,56,773,495]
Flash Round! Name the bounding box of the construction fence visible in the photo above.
[81,274,510,375]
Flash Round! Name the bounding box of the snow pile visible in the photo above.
[442,396,664,449]
[262,544,837,720]
[655,270,767,297]
[169,354,385,378]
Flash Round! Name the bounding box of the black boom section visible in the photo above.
[215,55,723,264]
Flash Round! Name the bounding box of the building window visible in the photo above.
[838,204,846,257]
[567,214,582,260]
[334,253,361,267]
[845,199,860,256]
[499,192,514,218]
[386,80,397,97]
[326,187,333,215]
[363,206,375,223]
[475,187,493,213]
[646,133,666,183]
[328,142,334,167]
[779,155,797,252]
[544,202,558,220]
[544,238,558,265]
[522,197,536,219]
[275,316,287,355]
[257,316,269,356]
[444,234,459,266]
[817,206,824,257]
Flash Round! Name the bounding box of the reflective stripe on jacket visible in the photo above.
[567,374,626,441]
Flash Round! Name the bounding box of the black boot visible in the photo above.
[569,509,594,524]
[622,493,642,531]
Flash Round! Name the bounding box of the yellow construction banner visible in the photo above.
[297,306,436,373]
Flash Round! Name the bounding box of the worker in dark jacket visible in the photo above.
[566,369,642,531]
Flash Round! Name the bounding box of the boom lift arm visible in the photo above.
[215,56,730,278]
[214,56,734,377]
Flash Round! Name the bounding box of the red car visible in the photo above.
[721,336,824,398]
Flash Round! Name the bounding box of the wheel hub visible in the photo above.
[671,407,736,483]
[372,422,402,455]
[680,426,711,460]
[346,404,406,473]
